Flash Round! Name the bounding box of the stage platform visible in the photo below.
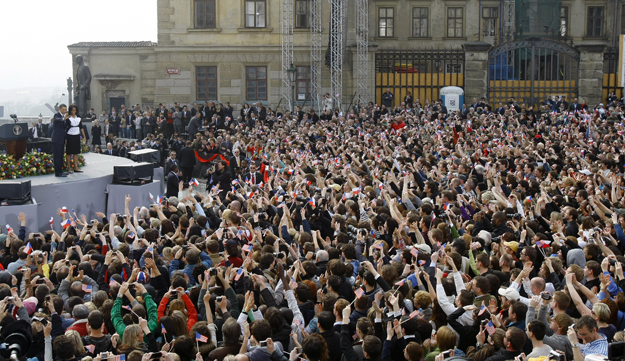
[0,153,165,232]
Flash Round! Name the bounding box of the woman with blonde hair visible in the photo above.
[64,330,86,359]
[116,319,158,356]
[423,325,462,361]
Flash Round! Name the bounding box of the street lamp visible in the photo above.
[287,63,297,112]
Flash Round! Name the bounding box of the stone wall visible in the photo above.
[577,44,606,107]
[462,42,491,103]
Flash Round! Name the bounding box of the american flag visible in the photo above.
[161,324,167,334]
[82,284,92,293]
[478,305,488,316]
[354,288,365,299]
[395,279,405,287]
[485,320,496,335]
[290,277,298,289]
[85,345,95,354]
[115,355,126,361]
[242,244,253,253]
[410,248,419,258]
[409,310,419,319]
[196,333,208,343]
[234,268,244,281]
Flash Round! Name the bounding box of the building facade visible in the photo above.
[68,0,624,113]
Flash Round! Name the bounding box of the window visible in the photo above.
[412,8,428,37]
[296,66,311,100]
[246,66,267,100]
[195,0,216,28]
[196,66,217,100]
[482,7,498,37]
[587,6,604,37]
[295,0,309,28]
[245,0,266,28]
[378,8,394,37]
[560,6,569,36]
[447,7,463,38]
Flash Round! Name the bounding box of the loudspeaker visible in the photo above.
[113,162,153,184]
[129,149,160,164]
[27,138,52,154]
[0,180,31,205]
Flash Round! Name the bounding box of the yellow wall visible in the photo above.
[375,73,464,106]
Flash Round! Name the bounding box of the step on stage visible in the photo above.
[0,153,165,232]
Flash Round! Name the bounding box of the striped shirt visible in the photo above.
[580,334,608,356]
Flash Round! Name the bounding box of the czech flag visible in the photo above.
[189,178,199,186]
[149,192,154,201]
[536,240,551,249]
[61,219,71,229]
[232,179,239,186]
[5,225,13,233]
[308,197,315,207]
[156,195,164,204]
[24,242,33,255]
[49,217,54,227]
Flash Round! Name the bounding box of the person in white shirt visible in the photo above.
[65,104,86,174]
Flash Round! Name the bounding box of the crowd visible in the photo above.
[5,93,625,361]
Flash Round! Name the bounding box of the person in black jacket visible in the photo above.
[206,161,232,200]
[341,306,382,361]
[318,311,342,361]
[484,327,526,361]
[166,164,182,197]
[178,141,196,184]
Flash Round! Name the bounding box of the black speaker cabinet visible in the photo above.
[113,163,153,185]
[0,179,31,205]
[129,149,160,164]
[27,138,52,154]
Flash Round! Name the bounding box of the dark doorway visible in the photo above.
[109,97,126,114]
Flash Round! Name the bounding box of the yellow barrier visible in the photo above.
[603,73,624,103]
[488,80,577,106]
[375,73,464,106]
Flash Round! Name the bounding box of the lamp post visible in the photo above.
[287,63,297,112]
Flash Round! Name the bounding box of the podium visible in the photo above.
[0,123,29,159]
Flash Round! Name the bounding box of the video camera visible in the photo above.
[0,320,33,361]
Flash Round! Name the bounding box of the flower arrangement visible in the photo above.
[0,150,85,180]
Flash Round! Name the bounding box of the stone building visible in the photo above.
[68,0,624,113]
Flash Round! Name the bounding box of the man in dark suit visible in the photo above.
[569,97,582,112]
[206,161,232,200]
[243,163,263,185]
[51,104,68,177]
[119,141,130,158]
[164,150,178,176]
[229,148,245,174]
[102,143,119,156]
[109,111,120,137]
[178,141,196,184]
[166,164,182,197]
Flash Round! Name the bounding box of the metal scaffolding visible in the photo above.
[281,0,294,111]
[355,0,368,105]
[503,0,515,41]
[328,0,345,111]
[310,0,322,112]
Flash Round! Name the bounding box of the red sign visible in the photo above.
[166,68,180,75]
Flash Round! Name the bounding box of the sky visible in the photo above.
[0,0,157,90]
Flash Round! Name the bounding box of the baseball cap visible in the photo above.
[503,241,519,253]
[414,244,432,255]
[498,287,520,301]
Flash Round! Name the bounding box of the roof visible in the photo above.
[68,41,156,48]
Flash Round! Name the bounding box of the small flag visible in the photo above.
[147,246,153,253]
[478,304,488,316]
[128,232,135,239]
[354,288,365,299]
[189,178,199,186]
[85,345,95,354]
[410,248,419,258]
[5,225,13,233]
[379,183,385,190]
[61,207,69,213]
[485,320,496,335]
[232,179,239,186]
[373,243,384,250]
[161,324,167,334]
[115,355,126,361]
[196,333,208,343]
[242,244,253,253]
[109,279,119,287]
[395,279,405,287]
[61,219,71,229]
[49,217,54,226]
[352,187,361,195]
[409,310,419,319]
[234,268,244,281]
[122,305,133,312]
[290,277,298,289]
[536,240,551,249]
[418,260,426,266]
[308,197,316,207]
[82,284,92,293]
[156,195,164,204]
[24,242,32,255]
[149,192,154,201]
